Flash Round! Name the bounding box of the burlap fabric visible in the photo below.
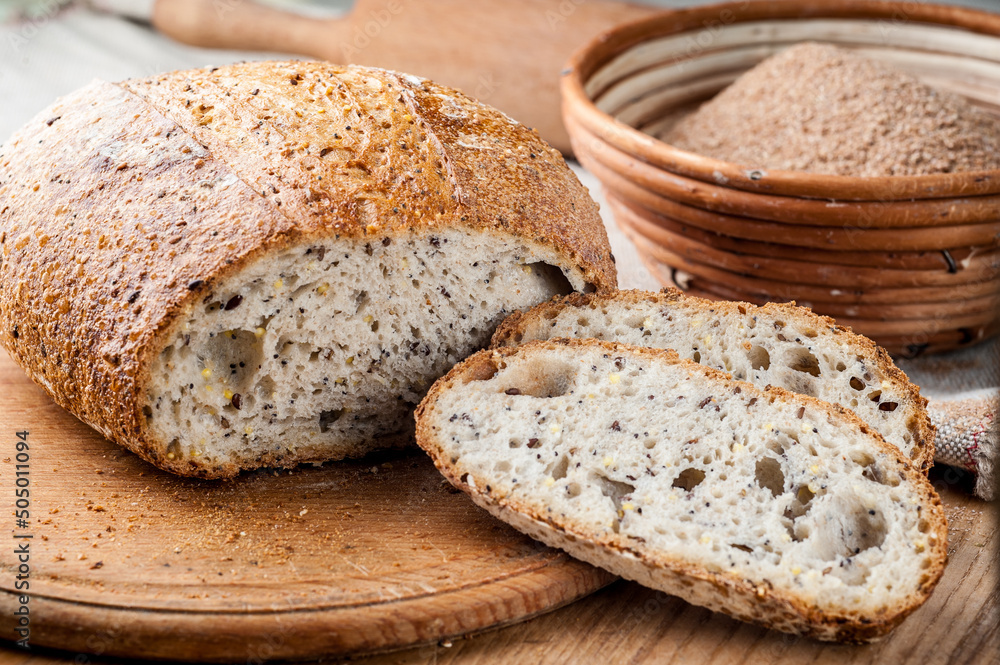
[898,337,999,500]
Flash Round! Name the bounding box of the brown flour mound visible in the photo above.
[661,42,1000,177]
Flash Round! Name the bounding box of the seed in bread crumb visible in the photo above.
[609,373,620,384]
[201,368,212,379]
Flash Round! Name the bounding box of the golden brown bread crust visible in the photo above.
[415,338,949,643]
[491,288,936,472]
[0,62,616,476]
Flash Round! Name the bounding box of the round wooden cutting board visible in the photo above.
[0,349,614,662]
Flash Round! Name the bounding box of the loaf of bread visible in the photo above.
[493,289,934,470]
[0,61,616,478]
[415,339,947,642]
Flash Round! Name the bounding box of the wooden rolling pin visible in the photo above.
[150,0,660,154]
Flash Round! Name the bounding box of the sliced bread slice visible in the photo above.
[415,339,948,643]
[492,289,934,471]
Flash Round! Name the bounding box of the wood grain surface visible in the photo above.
[0,468,995,664]
[0,344,997,663]
[0,349,614,661]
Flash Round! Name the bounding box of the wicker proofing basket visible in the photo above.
[562,0,1000,356]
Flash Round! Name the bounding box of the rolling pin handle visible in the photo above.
[151,0,352,61]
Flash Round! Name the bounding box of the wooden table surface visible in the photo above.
[1,178,998,664]
[0,168,996,663]
[0,466,995,665]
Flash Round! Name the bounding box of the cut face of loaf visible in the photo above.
[0,62,616,478]
[492,289,934,471]
[416,339,947,643]
[149,230,580,469]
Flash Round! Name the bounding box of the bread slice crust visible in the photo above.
[0,63,616,477]
[492,288,935,471]
[415,338,948,643]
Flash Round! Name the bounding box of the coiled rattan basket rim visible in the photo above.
[561,0,1000,202]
